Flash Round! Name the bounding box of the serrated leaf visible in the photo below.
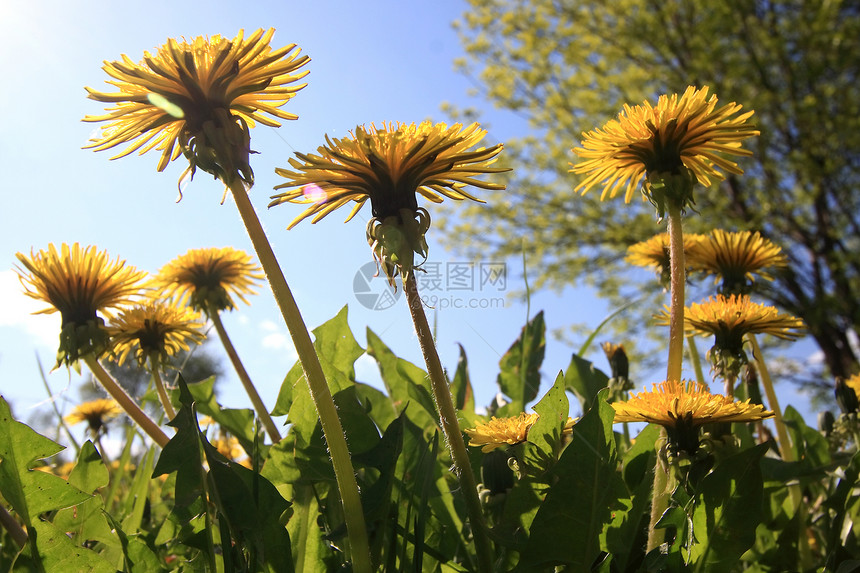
[52,441,121,558]
[311,305,364,379]
[185,376,257,453]
[524,370,569,469]
[365,328,439,433]
[28,520,116,573]
[604,424,660,571]
[354,382,397,430]
[151,377,205,516]
[563,354,609,415]
[450,344,475,416]
[690,443,768,573]
[288,484,329,573]
[273,306,363,418]
[203,442,294,573]
[515,389,623,570]
[496,311,545,415]
[0,397,91,527]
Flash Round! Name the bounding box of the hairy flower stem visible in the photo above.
[647,201,687,551]
[666,202,686,383]
[748,334,812,568]
[149,355,177,420]
[228,180,371,573]
[404,274,493,573]
[209,308,282,444]
[83,354,170,447]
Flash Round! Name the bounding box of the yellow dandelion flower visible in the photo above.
[271,121,507,226]
[109,301,206,367]
[657,295,804,382]
[845,374,860,396]
[153,247,264,313]
[571,86,759,212]
[64,398,123,434]
[626,232,707,286]
[465,413,538,453]
[613,380,773,453]
[464,413,575,453]
[211,435,246,461]
[270,121,508,284]
[836,374,860,415]
[15,243,147,365]
[683,295,804,346]
[613,380,772,425]
[686,229,788,295]
[84,28,309,190]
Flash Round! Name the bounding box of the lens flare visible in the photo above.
[146,93,185,118]
[302,183,326,203]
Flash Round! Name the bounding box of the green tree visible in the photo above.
[442,0,860,384]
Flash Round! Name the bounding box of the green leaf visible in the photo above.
[28,520,116,573]
[524,370,569,471]
[350,413,404,559]
[604,424,660,571]
[496,311,545,415]
[104,512,165,573]
[690,443,768,573]
[515,389,623,570]
[185,376,257,453]
[783,405,831,469]
[310,305,364,379]
[120,446,157,535]
[0,397,90,527]
[450,344,476,417]
[354,382,398,430]
[52,441,122,559]
[152,376,206,518]
[365,328,439,434]
[203,442,294,573]
[273,306,363,418]
[67,440,109,493]
[330,385,381,455]
[563,353,609,415]
[288,485,330,573]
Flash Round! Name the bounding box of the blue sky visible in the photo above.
[0,0,821,438]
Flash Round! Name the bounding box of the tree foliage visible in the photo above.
[441,0,860,383]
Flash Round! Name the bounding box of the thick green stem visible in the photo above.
[227,180,371,573]
[404,274,494,573]
[724,373,737,400]
[748,334,813,568]
[685,335,706,386]
[0,504,27,548]
[209,309,282,444]
[82,355,170,448]
[666,203,686,383]
[747,335,792,460]
[647,429,670,551]
[149,355,177,420]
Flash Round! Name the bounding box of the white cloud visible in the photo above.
[261,331,290,350]
[258,319,298,363]
[0,270,60,349]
